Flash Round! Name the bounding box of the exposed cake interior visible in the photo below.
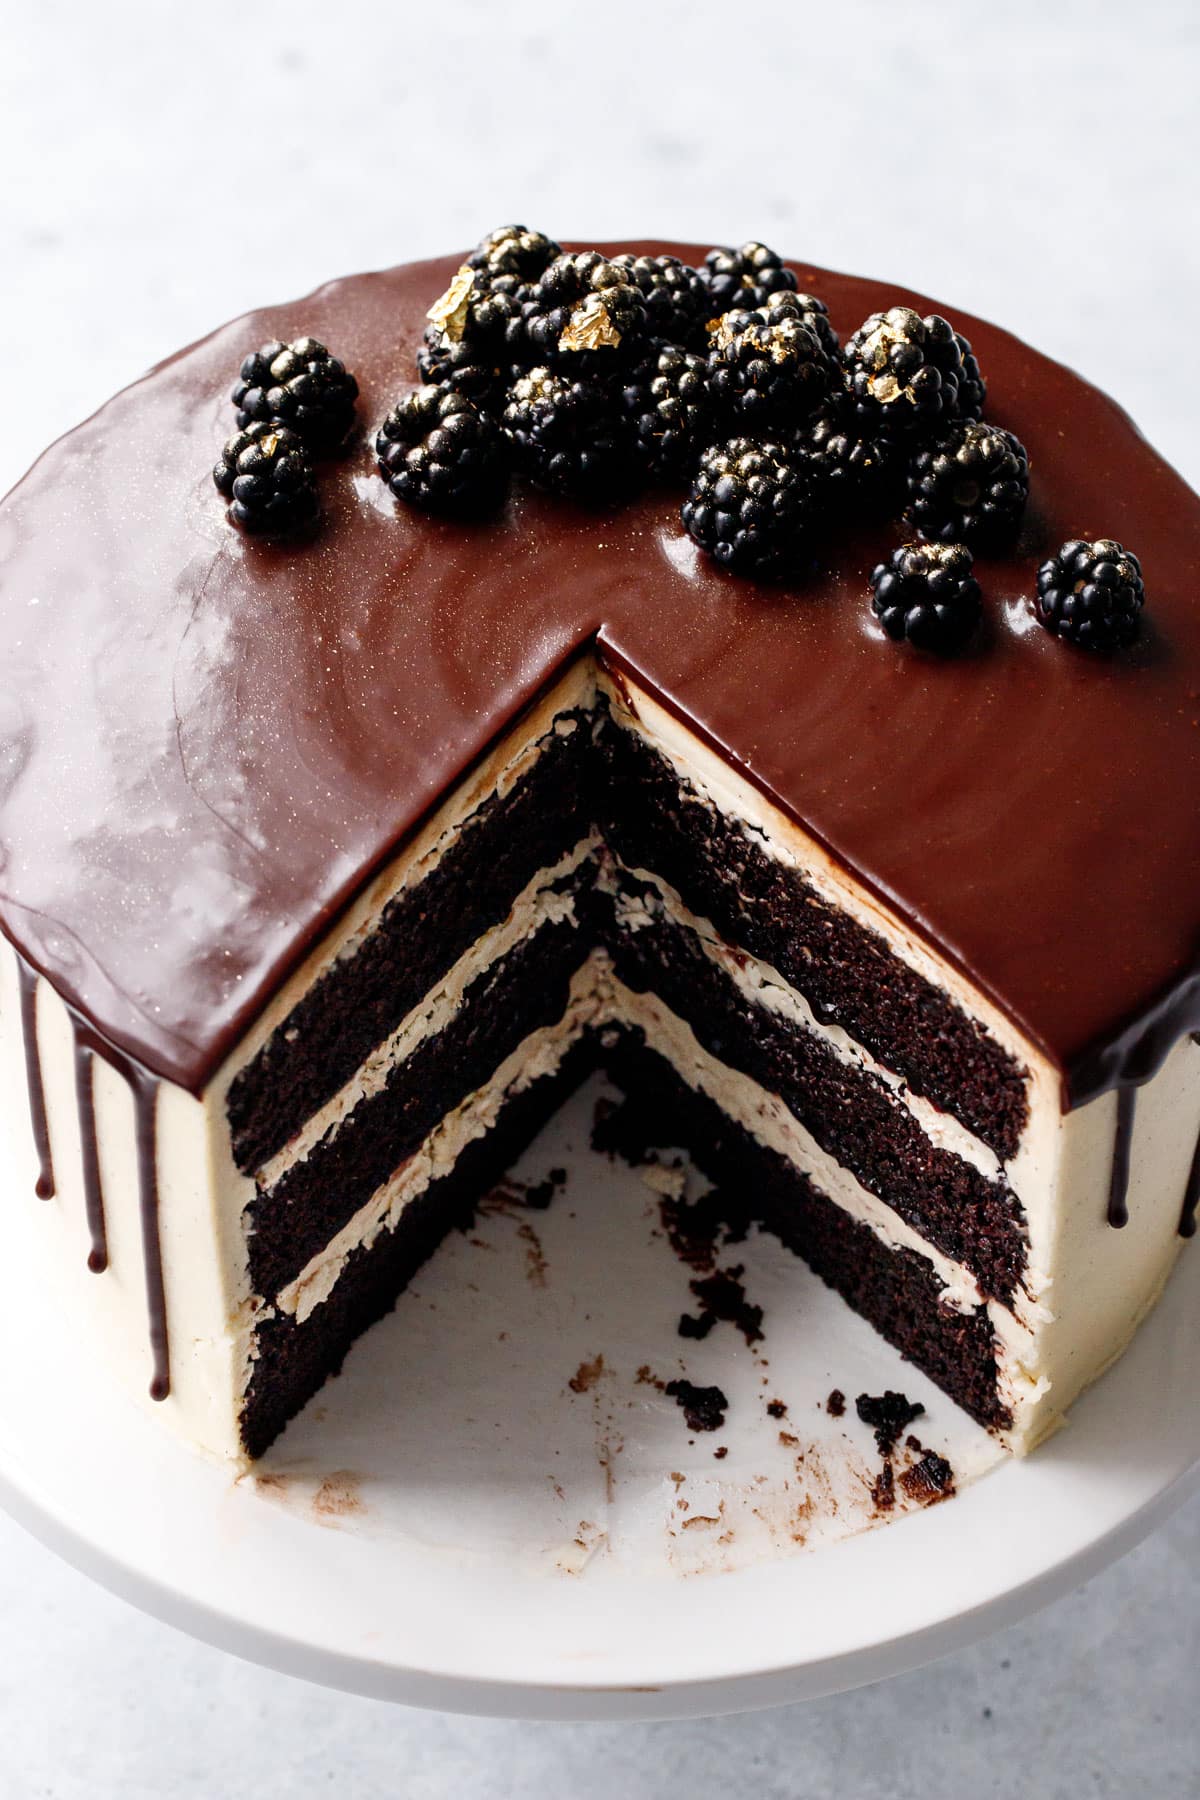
[6,652,1198,1466]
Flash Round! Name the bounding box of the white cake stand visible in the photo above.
[1,1076,1197,1720]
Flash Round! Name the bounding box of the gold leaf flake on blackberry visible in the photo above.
[467,224,561,283]
[755,290,840,359]
[708,310,834,431]
[419,265,530,406]
[426,267,477,343]
[560,293,624,353]
[844,307,985,437]
[525,253,648,369]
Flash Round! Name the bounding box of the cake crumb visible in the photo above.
[665,1379,729,1433]
[826,1389,845,1417]
[524,1166,567,1211]
[856,1389,925,1456]
[680,1266,763,1346]
[766,1399,787,1419]
[568,1353,605,1394]
[713,1445,728,1460]
[872,1463,896,1512]
[658,1186,728,1272]
[899,1446,956,1504]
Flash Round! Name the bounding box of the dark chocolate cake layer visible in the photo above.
[242,1037,597,1459]
[228,706,596,1173]
[596,713,1027,1159]
[600,1030,1010,1433]
[231,694,1025,1187]
[243,1024,1010,1458]
[2,245,1198,1101]
[603,891,1026,1303]
[246,903,590,1300]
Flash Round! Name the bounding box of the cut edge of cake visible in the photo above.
[5,649,1197,1470]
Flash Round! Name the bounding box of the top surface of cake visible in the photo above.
[1,242,1198,1096]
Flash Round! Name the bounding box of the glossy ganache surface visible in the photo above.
[1,244,1198,1099]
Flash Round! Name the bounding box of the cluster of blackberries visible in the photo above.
[209,231,1146,655]
[868,531,1146,655]
[379,232,853,514]
[381,228,1037,652]
[378,225,738,512]
[213,337,359,535]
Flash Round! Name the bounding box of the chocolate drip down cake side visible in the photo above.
[1,228,1199,1469]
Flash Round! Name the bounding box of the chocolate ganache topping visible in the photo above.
[2,244,1199,1106]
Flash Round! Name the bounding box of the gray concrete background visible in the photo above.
[1,0,1198,1791]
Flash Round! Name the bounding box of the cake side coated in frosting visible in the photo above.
[1,244,1198,1104]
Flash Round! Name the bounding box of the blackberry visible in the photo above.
[611,253,710,348]
[708,308,834,430]
[503,366,636,502]
[621,342,716,482]
[212,422,319,537]
[466,223,560,282]
[804,395,899,509]
[844,308,984,436]
[426,265,527,347]
[1034,539,1145,652]
[420,265,528,404]
[524,253,648,366]
[756,289,840,360]
[870,542,981,653]
[682,438,816,580]
[232,337,358,454]
[415,333,515,409]
[699,241,798,315]
[376,386,508,516]
[904,420,1030,548]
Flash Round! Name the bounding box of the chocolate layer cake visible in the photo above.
[1,238,1198,1467]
